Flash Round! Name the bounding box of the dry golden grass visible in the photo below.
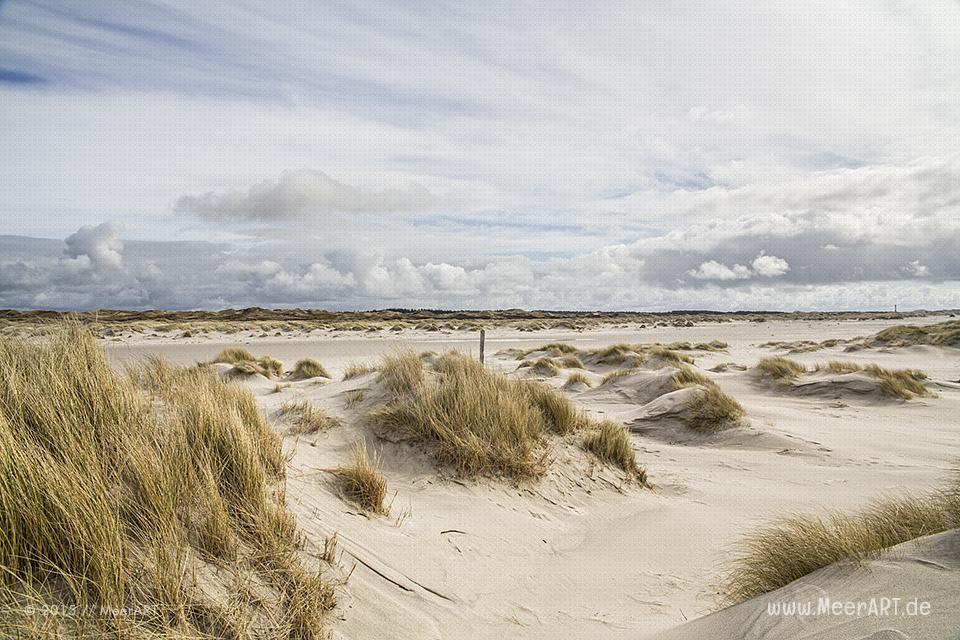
[646,345,694,365]
[870,320,960,348]
[293,358,330,379]
[808,361,929,399]
[724,483,960,604]
[563,371,593,388]
[686,384,746,433]
[279,400,342,435]
[862,364,930,399]
[815,360,863,374]
[588,343,644,365]
[0,325,331,638]
[343,362,378,380]
[373,352,587,478]
[377,351,425,396]
[518,355,584,376]
[344,388,368,408]
[519,356,561,376]
[214,347,284,379]
[757,356,806,383]
[671,365,745,433]
[329,442,388,514]
[599,367,641,385]
[582,419,646,482]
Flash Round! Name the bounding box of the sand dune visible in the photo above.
[3,315,957,637]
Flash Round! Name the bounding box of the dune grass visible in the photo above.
[724,483,960,604]
[343,362,378,380]
[862,364,930,399]
[377,351,425,396]
[563,371,592,388]
[671,365,745,433]
[344,388,368,408]
[756,356,806,383]
[293,358,330,379]
[330,442,388,514]
[815,360,863,374]
[373,352,588,478]
[870,320,960,348]
[599,367,641,385]
[0,326,331,638]
[807,361,930,399]
[214,347,284,379]
[519,356,561,376]
[279,400,342,435]
[646,345,694,365]
[583,420,646,482]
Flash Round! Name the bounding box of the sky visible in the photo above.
[1,1,959,311]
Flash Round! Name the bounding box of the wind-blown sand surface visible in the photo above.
[103,315,960,639]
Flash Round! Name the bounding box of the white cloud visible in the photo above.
[688,253,789,281]
[175,169,436,221]
[751,253,790,277]
[688,261,752,281]
[63,222,123,271]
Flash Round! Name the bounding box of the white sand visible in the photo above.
[105,316,960,639]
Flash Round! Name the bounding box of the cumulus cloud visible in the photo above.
[63,222,124,271]
[688,261,752,281]
[751,253,790,277]
[687,254,788,281]
[174,169,436,221]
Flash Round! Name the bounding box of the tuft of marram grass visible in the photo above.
[582,419,646,482]
[279,400,341,435]
[214,347,284,379]
[377,351,425,396]
[344,388,368,408]
[330,442,388,514]
[723,484,960,604]
[671,365,745,433]
[757,356,806,383]
[519,356,561,377]
[599,368,641,385]
[343,362,378,380]
[0,326,331,638]
[293,358,330,379]
[862,364,930,399]
[686,384,746,433]
[563,371,593,388]
[808,361,929,399]
[373,352,586,478]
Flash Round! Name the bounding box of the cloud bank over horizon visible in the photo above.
[1,1,959,311]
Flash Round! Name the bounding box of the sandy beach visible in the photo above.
[94,315,960,639]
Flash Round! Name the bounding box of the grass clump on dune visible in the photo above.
[373,352,586,478]
[377,351,425,396]
[809,361,929,399]
[563,371,592,388]
[214,346,284,379]
[280,400,342,435]
[646,345,694,365]
[869,320,960,348]
[0,326,331,638]
[343,362,378,380]
[724,484,960,604]
[329,442,388,514]
[671,365,746,433]
[862,364,929,399]
[293,358,330,379]
[583,420,646,482]
[757,356,806,383]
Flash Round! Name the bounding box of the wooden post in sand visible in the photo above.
[479,329,486,364]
